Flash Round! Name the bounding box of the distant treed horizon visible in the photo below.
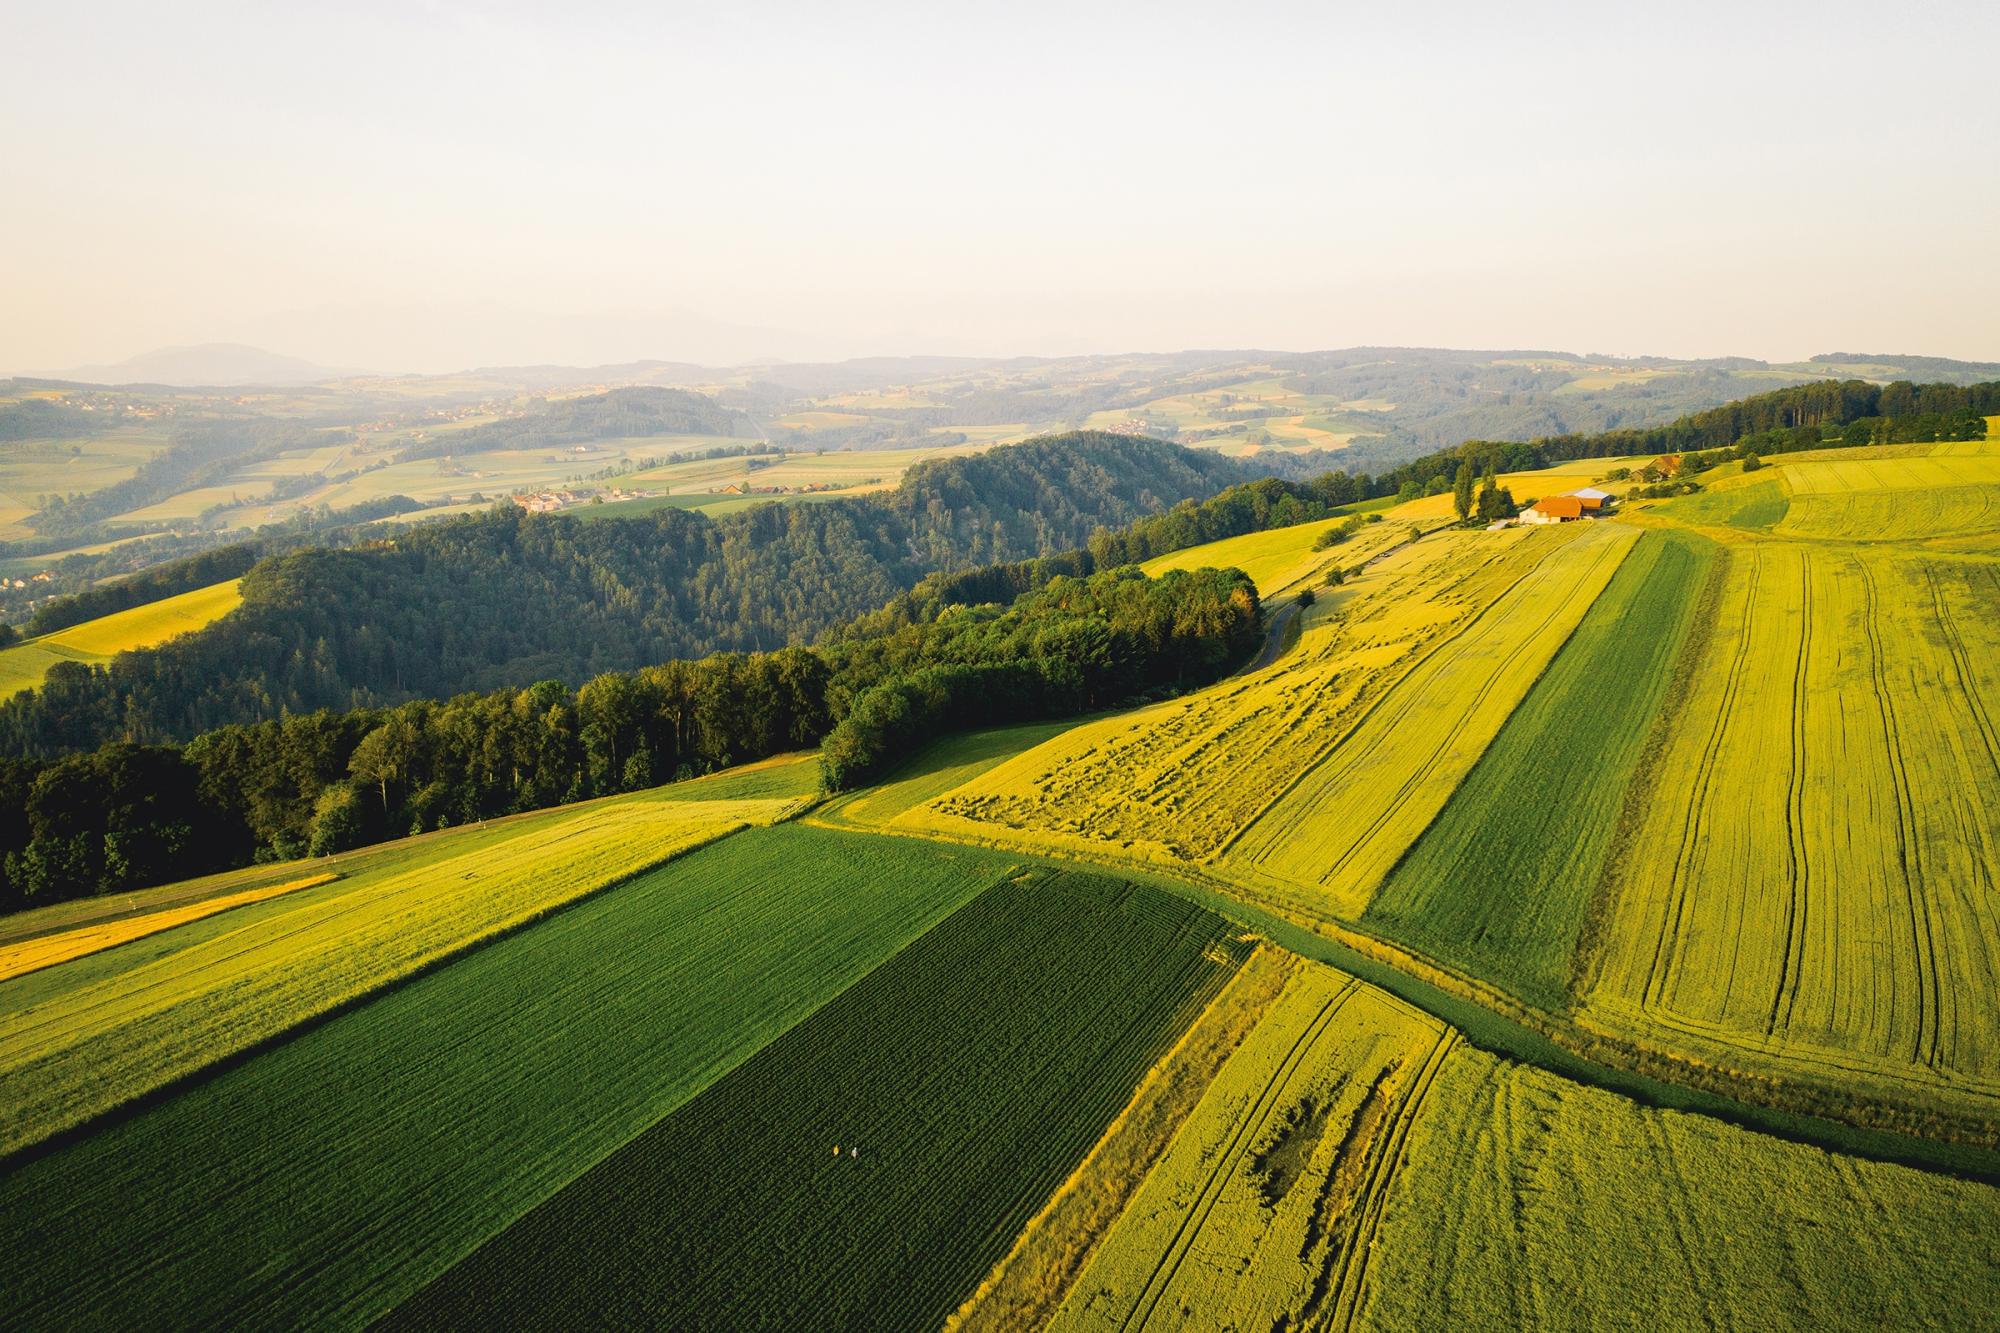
[4,0,1996,373]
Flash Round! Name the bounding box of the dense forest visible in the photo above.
[0,564,1258,911]
[0,433,1247,756]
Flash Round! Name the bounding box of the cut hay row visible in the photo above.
[0,826,1017,1328]
[917,526,1603,869]
[387,869,1249,1331]
[1218,520,1637,920]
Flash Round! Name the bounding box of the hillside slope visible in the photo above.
[0,433,1247,754]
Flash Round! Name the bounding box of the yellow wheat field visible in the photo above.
[0,873,336,982]
[1585,541,2000,1112]
[1050,960,1454,1332]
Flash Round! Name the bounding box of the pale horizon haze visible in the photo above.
[4,0,1996,375]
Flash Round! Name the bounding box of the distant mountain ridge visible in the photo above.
[44,343,356,387]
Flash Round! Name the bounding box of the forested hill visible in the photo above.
[394,385,757,462]
[0,432,1246,755]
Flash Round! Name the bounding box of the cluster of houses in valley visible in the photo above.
[512,484,659,514]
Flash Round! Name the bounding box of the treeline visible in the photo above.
[24,546,260,635]
[0,433,1247,757]
[1085,474,1371,566]
[394,386,754,463]
[1244,378,1996,505]
[0,565,1257,912]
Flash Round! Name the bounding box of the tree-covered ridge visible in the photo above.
[0,564,1257,912]
[0,432,1248,756]
[392,385,756,462]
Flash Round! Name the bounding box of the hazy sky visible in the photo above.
[5,1,1996,373]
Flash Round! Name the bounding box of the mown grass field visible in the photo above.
[0,824,1018,1328]
[1362,530,1715,1009]
[1355,1046,2000,1329]
[0,768,812,1157]
[916,526,1618,873]
[1583,536,2000,1117]
[0,577,243,698]
[1051,961,1454,1332]
[388,868,1249,1330]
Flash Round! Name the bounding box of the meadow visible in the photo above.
[388,869,1249,1330]
[0,428,170,538]
[0,825,1020,1328]
[0,577,243,698]
[1355,1047,2000,1329]
[0,771,808,1157]
[1050,961,1454,1332]
[1362,529,1715,1009]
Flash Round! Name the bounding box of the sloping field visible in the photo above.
[0,826,1018,1328]
[0,577,243,698]
[0,780,802,1157]
[1050,961,1454,1332]
[1362,530,1716,1008]
[1586,541,2000,1117]
[0,872,335,982]
[1218,520,1637,920]
[1140,512,1407,597]
[917,525,1617,873]
[389,869,1249,1331]
[1355,1047,2000,1329]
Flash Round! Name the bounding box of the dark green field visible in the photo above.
[0,826,1015,1328]
[1363,530,1715,1008]
[389,869,1248,1331]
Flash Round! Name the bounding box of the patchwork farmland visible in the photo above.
[5,405,1999,1327]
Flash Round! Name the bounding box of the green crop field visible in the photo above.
[0,577,244,699]
[1362,530,1715,1009]
[0,773,806,1157]
[1051,961,1454,1332]
[1355,1047,2000,1329]
[388,868,1249,1330]
[0,824,1020,1328]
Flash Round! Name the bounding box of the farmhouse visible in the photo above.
[1643,454,1682,479]
[1520,495,1586,524]
[1572,486,1612,512]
